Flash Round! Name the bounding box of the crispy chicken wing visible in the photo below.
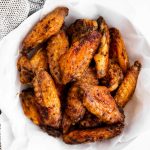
[82,85,124,124]
[22,7,69,54]
[63,123,124,144]
[59,31,100,84]
[47,30,69,84]
[20,89,40,125]
[94,16,110,79]
[109,28,129,73]
[17,55,34,84]
[33,70,61,128]
[67,19,98,43]
[114,61,141,108]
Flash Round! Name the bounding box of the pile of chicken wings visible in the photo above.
[17,7,141,144]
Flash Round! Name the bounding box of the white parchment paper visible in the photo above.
[1,0,150,150]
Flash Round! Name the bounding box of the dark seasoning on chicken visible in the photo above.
[17,7,141,144]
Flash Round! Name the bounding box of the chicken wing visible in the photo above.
[82,85,124,124]
[33,70,61,128]
[47,30,69,84]
[59,31,100,84]
[67,19,98,43]
[114,61,141,108]
[17,55,33,84]
[30,48,48,72]
[109,28,129,73]
[62,85,85,133]
[63,123,124,144]
[20,89,40,125]
[22,7,69,54]
[94,16,110,79]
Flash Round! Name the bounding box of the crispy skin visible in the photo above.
[67,19,98,43]
[33,70,61,128]
[109,28,129,73]
[47,30,69,84]
[22,7,69,54]
[79,112,102,128]
[20,89,40,125]
[63,123,124,144]
[59,31,100,84]
[40,125,61,137]
[94,16,110,79]
[82,85,124,124]
[75,67,99,86]
[114,61,141,108]
[17,55,34,84]
[62,85,85,133]
[30,48,48,72]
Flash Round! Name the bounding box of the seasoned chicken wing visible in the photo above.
[33,70,61,128]
[62,85,85,133]
[47,30,69,84]
[59,31,100,84]
[114,61,141,108]
[20,89,40,125]
[82,85,124,124]
[30,48,48,72]
[17,55,33,84]
[109,28,129,73]
[22,7,69,54]
[67,19,98,43]
[63,123,124,144]
[94,16,110,79]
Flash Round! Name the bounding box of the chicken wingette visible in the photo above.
[82,85,124,124]
[63,123,124,144]
[94,16,110,79]
[59,31,100,84]
[67,19,98,43]
[109,28,129,73]
[114,61,141,108]
[22,7,69,54]
[47,30,69,84]
[33,70,61,128]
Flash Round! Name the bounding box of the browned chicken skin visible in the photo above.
[33,70,61,128]
[67,19,98,43]
[17,49,48,84]
[20,89,40,125]
[109,28,129,73]
[82,85,124,124]
[63,123,124,144]
[59,31,100,84]
[114,61,141,108]
[47,30,69,84]
[94,16,110,79]
[22,7,69,54]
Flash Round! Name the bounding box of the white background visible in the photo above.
[1,0,150,149]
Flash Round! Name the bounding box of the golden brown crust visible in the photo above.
[114,61,141,108]
[33,70,61,128]
[20,89,40,125]
[17,55,34,84]
[63,123,124,144]
[82,85,124,124]
[47,30,69,84]
[67,19,98,43]
[109,28,129,73]
[22,7,69,54]
[30,48,48,72]
[59,31,100,84]
[94,16,110,79]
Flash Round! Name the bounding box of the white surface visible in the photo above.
[1,0,150,149]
